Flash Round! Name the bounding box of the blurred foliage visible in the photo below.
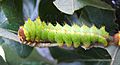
[53,0,114,14]
[1,38,54,65]
[1,0,24,31]
[0,56,8,65]
[77,6,117,35]
[50,47,111,62]
[39,0,70,25]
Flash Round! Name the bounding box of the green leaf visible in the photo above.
[79,6,117,35]
[50,47,111,62]
[0,28,34,61]
[39,0,67,23]
[53,0,114,14]
[0,56,8,65]
[2,38,54,65]
[1,0,24,31]
[2,38,33,59]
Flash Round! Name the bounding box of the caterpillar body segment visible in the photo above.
[41,22,49,41]
[34,19,42,42]
[47,23,56,42]
[28,19,36,41]
[54,23,64,46]
[18,17,109,48]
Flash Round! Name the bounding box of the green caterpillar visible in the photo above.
[18,17,109,48]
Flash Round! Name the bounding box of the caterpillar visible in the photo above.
[18,17,110,48]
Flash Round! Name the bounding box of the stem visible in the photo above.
[36,43,58,47]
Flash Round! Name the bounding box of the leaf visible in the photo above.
[0,28,34,59]
[0,37,4,45]
[105,46,120,65]
[53,0,114,14]
[1,0,24,31]
[39,0,67,23]
[58,61,84,65]
[79,6,117,35]
[110,48,120,65]
[36,48,55,62]
[49,47,111,63]
[0,28,19,42]
[23,0,40,20]
[0,9,8,28]
[2,38,55,65]
[2,38,33,58]
[0,45,6,62]
[105,45,118,58]
[0,56,8,65]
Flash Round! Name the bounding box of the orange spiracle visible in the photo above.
[18,26,26,42]
[114,31,120,45]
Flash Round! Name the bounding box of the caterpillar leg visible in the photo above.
[22,41,58,47]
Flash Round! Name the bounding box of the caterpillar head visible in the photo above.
[18,26,26,42]
[114,31,120,45]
